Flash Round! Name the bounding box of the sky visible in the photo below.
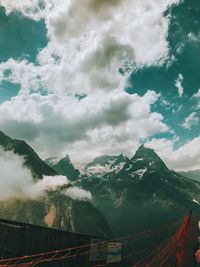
[0,0,199,171]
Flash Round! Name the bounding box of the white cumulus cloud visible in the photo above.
[182,112,199,129]
[0,90,169,164]
[175,73,184,97]
[145,136,200,171]
[0,0,180,165]
[192,89,200,110]
[0,0,180,95]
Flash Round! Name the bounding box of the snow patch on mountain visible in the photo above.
[130,168,147,180]
[192,198,200,205]
[132,158,144,162]
[85,163,114,175]
[45,156,63,165]
[84,155,128,175]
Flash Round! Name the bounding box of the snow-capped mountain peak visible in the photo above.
[130,145,169,174]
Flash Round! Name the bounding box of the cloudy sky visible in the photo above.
[0,0,199,171]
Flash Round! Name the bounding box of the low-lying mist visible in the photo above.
[0,147,92,201]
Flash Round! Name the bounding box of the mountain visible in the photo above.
[84,154,129,177]
[77,145,200,236]
[0,131,57,179]
[179,170,200,182]
[0,191,112,238]
[0,131,112,237]
[45,155,80,181]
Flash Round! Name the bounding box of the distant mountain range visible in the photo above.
[45,144,200,236]
[75,145,200,236]
[43,144,200,235]
[1,130,200,239]
[179,170,200,182]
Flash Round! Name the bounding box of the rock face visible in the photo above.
[0,193,112,238]
[77,145,200,236]
[0,131,57,179]
[45,155,80,181]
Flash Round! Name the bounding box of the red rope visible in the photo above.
[13,226,174,267]
[1,216,192,267]
[132,214,193,267]
[0,218,180,266]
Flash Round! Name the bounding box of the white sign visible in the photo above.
[107,242,122,264]
[89,239,107,261]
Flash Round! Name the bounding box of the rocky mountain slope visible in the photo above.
[0,192,112,238]
[0,131,57,178]
[45,155,80,181]
[77,145,200,236]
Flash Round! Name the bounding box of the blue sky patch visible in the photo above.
[0,81,20,103]
[0,7,47,62]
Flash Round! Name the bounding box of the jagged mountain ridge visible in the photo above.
[0,131,57,179]
[45,155,80,181]
[2,129,199,238]
[77,145,200,236]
